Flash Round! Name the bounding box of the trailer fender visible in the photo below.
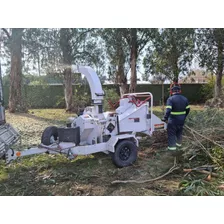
[106,134,138,153]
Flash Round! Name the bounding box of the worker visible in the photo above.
[162,85,190,156]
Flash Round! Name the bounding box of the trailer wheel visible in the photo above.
[112,140,137,168]
[41,126,58,145]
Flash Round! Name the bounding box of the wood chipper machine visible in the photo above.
[0,66,167,168]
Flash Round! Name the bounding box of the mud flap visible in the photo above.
[0,123,20,159]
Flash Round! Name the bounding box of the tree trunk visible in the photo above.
[215,40,223,98]
[129,28,137,93]
[60,29,74,112]
[63,67,74,111]
[171,34,179,80]
[174,62,179,81]
[119,81,128,97]
[118,67,128,96]
[9,28,26,113]
[37,53,41,76]
[0,59,6,124]
[116,30,128,97]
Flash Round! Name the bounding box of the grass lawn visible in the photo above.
[0,105,222,196]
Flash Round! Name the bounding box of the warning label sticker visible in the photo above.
[129,117,140,122]
[154,123,165,130]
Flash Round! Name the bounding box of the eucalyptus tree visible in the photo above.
[101,28,130,96]
[143,28,195,82]
[24,28,97,112]
[1,28,26,113]
[79,29,107,83]
[1,28,105,112]
[196,28,224,98]
[59,28,100,111]
[123,28,157,92]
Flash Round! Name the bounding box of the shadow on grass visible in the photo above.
[10,112,66,126]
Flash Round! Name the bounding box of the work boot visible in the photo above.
[166,148,184,164]
[175,150,184,164]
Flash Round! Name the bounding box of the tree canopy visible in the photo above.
[1,28,224,112]
[143,28,195,82]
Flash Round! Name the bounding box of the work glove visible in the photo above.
[161,118,168,123]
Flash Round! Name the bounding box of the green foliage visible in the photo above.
[186,108,224,132]
[201,75,224,100]
[25,85,64,108]
[103,88,120,111]
[196,28,224,98]
[211,146,224,164]
[3,74,50,86]
[185,108,224,168]
[101,28,130,83]
[196,28,224,73]
[2,75,10,86]
[179,179,224,196]
[55,95,65,108]
[81,29,107,81]
[144,28,195,81]
[201,75,215,100]
[2,83,204,109]
[73,84,91,112]
[29,80,47,85]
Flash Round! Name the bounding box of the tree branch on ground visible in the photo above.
[111,158,180,184]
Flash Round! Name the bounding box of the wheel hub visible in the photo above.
[119,146,131,161]
[50,135,56,144]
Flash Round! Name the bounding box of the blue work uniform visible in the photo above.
[164,93,190,150]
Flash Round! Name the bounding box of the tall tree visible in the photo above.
[59,28,74,112]
[116,29,128,96]
[0,32,5,124]
[59,28,96,111]
[144,28,195,82]
[129,28,137,93]
[101,29,130,96]
[124,28,156,92]
[2,28,26,113]
[196,28,224,98]
[23,28,50,76]
[24,28,96,112]
[81,30,107,83]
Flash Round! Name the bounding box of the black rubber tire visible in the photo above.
[112,140,138,168]
[41,126,58,145]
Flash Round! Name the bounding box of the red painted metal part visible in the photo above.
[108,94,151,110]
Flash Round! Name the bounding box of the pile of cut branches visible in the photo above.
[205,97,224,108]
[183,108,224,167]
